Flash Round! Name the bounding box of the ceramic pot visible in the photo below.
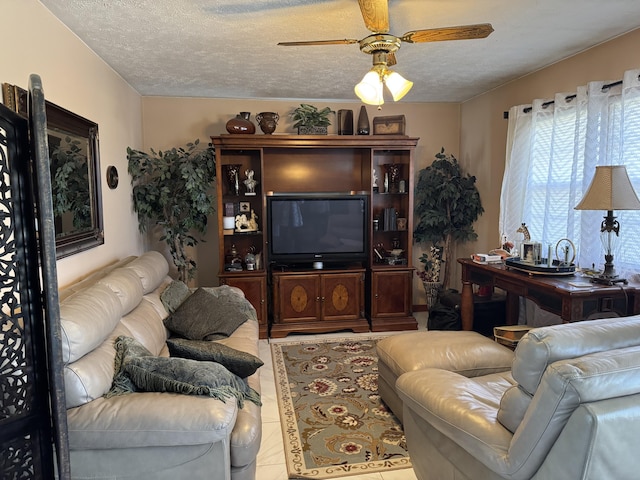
[256,112,279,134]
[226,112,255,134]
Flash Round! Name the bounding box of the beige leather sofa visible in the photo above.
[393,316,640,480]
[60,251,261,480]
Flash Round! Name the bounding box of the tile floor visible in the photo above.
[255,312,428,480]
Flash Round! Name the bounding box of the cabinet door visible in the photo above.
[274,274,320,323]
[371,269,412,318]
[220,275,267,338]
[321,272,364,321]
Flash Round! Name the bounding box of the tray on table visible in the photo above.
[505,258,575,276]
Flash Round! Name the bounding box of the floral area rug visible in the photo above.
[271,336,412,479]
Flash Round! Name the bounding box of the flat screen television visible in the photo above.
[267,194,369,267]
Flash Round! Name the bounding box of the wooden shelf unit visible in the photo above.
[212,134,419,337]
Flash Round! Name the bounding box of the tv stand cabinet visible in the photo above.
[271,267,368,338]
[212,134,419,337]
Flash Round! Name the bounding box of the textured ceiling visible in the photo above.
[40,0,640,103]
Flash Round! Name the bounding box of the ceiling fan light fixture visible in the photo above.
[355,70,385,105]
[384,70,413,101]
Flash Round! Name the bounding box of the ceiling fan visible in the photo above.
[278,0,494,105]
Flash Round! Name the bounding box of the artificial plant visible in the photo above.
[290,103,334,128]
[414,147,484,288]
[127,139,216,282]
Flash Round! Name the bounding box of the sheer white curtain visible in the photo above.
[500,68,640,276]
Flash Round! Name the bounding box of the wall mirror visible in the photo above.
[2,83,104,258]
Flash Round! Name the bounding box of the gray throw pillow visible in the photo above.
[166,338,264,378]
[163,287,250,341]
[160,280,191,313]
[106,336,261,408]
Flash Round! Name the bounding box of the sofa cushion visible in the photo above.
[64,323,133,408]
[109,336,261,408]
[166,338,264,378]
[125,250,169,294]
[164,287,251,341]
[97,267,144,315]
[60,283,125,364]
[161,279,192,313]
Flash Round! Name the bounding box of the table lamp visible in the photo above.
[575,165,640,285]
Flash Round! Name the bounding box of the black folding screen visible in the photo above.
[0,75,69,479]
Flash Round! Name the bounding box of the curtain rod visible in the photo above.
[503,79,626,119]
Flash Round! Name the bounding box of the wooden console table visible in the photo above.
[458,258,640,331]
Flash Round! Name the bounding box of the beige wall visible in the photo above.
[457,28,640,291]
[11,1,636,305]
[142,98,460,299]
[3,0,145,288]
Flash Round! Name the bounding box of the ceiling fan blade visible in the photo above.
[401,23,494,43]
[387,52,397,67]
[278,39,359,46]
[358,0,389,33]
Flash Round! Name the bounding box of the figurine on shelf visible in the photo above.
[372,167,379,192]
[235,211,259,232]
[243,169,258,195]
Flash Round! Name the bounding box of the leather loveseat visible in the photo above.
[60,251,262,480]
[392,316,640,479]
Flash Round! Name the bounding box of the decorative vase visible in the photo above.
[357,105,370,135]
[226,112,255,134]
[382,163,401,193]
[223,164,242,195]
[422,281,442,310]
[338,109,354,135]
[255,112,279,134]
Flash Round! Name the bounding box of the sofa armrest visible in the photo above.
[67,391,238,450]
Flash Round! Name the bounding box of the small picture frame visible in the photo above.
[239,201,251,213]
[224,202,235,217]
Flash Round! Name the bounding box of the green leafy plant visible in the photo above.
[127,139,216,282]
[414,148,484,288]
[290,103,334,128]
[50,136,91,231]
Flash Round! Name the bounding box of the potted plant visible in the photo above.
[127,139,216,282]
[290,103,334,134]
[414,148,484,291]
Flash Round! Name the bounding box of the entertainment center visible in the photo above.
[212,134,419,338]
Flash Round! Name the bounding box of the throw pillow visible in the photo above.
[107,335,154,397]
[163,287,250,341]
[160,280,191,313]
[106,336,261,408]
[166,338,264,378]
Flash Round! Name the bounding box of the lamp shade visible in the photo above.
[575,165,640,211]
[384,71,413,101]
[355,71,384,106]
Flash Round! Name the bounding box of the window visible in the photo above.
[501,69,640,277]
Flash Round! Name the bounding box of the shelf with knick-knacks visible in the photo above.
[217,148,266,275]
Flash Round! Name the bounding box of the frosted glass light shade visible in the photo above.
[384,71,413,101]
[355,71,384,105]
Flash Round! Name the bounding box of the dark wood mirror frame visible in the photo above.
[2,83,104,258]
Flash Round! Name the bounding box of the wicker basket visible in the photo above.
[422,281,442,310]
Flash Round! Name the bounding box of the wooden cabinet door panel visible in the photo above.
[321,272,363,321]
[372,270,412,317]
[275,274,320,323]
